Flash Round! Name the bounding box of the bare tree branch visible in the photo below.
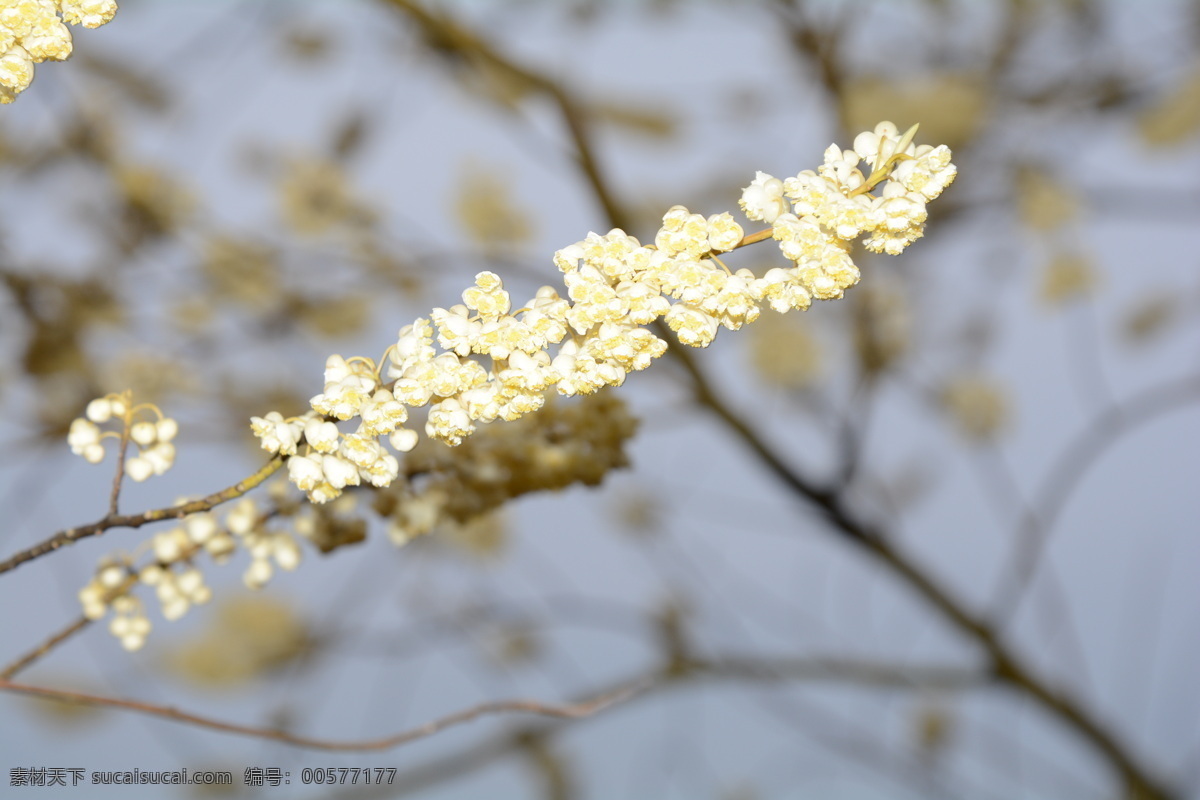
[0,455,283,576]
[991,374,1200,620]
[0,676,652,752]
[0,615,93,681]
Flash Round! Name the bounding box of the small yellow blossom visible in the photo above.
[1,0,116,104]
[1039,251,1099,307]
[941,375,1010,442]
[1016,167,1078,232]
[1137,65,1200,148]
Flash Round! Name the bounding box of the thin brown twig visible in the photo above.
[1,654,981,754]
[107,395,133,517]
[0,676,652,752]
[291,656,992,800]
[682,656,986,690]
[991,374,1200,620]
[0,616,93,680]
[383,0,632,231]
[2,572,141,679]
[0,455,283,576]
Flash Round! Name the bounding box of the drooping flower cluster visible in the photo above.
[249,122,955,503]
[77,495,303,651]
[376,391,638,546]
[1,0,118,104]
[67,392,178,481]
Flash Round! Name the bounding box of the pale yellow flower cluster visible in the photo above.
[252,122,956,504]
[77,497,302,651]
[755,121,957,257]
[68,392,178,481]
[0,0,117,104]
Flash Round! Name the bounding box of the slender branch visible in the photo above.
[1,653,979,753]
[991,374,1200,620]
[107,395,133,517]
[682,655,986,690]
[0,676,652,752]
[296,656,992,800]
[772,0,851,103]
[969,444,1094,689]
[0,615,93,680]
[382,0,632,231]
[851,515,1175,800]
[2,572,140,679]
[832,373,877,488]
[0,455,283,576]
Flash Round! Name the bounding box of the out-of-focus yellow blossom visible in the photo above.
[940,375,1010,442]
[102,353,194,404]
[251,123,957,503]
[747,311,822,390]
[484,624,540,666]
[840,73,988,151]
[170,296,216,335]
[201,236,281,307]
[1137,65,1200,148]
[279,157,374,235]
[1121,292,1180,344]
[1016,167,1078,232]
[113,163,195,236]
[440,511,507,560]
[293,494,367,554]
[1,0,117,104]
[454,164,534,251]
[165,595,310,687]
[852,281,911,374]
[1039,250,1098,307]
[612,486,663,537]
[294,294,372,339]
[107,595,150,652]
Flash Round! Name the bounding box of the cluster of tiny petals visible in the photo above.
[739,171,788,224]
[76,494,305,651]
[0,0,117,104]
[311,355,379,420]
[67,393,178,481]
[252,122,953,499]
[247,354,418,503]
[236,505,302,589]
[748,120,957,261]
[250,411,305,456]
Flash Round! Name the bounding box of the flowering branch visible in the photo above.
[245,117,951,507]
[376,7,1176,798]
